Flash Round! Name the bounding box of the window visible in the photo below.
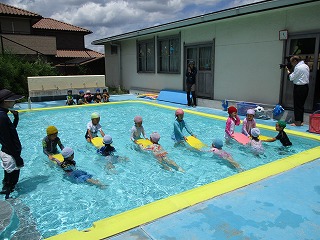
[137,39,155,72]
[158,35,180,73]
[111,45,118,55]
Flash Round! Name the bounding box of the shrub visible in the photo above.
[0,52,58,97]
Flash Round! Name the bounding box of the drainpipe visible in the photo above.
[110,42,122,89]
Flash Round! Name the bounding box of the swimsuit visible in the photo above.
[172,119,193,142]
[85,121,102,138]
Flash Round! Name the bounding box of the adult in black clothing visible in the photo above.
[0,89,24,199]
[186,60,197,107]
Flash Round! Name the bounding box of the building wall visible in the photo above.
[120,29,183,91]
[104,43,121,87]
[1,33,56,55]
[33,30,85,50]
[106,2,320,104]
[0,17,31,34]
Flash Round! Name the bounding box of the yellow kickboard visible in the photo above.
[136,139,153,148]
[52,153,64,163]
[186,136,207,150]
[259,135,270,141]
[92,137,104,148]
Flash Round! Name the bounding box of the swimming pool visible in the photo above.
[1,101,319,239]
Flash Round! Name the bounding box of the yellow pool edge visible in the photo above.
[31,100,320,240]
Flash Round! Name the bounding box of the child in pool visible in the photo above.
[85,112,105,143]
[66,90,75,105]
[130,115,147,142]
[84,90,93,103]
[102,88,110,102]
[248,128,264,155]
[225,106,240,142]
[171,108,195,144]
[77,90,85,105]
[42,126,64,160]
[209,138,241,170]
[262,121,292,147]
[94,88,102,103]
[58,147,105,188]
[242,109,256,137]
[97,135,128,169]
[141,132,184,172]
[97,135,116,156]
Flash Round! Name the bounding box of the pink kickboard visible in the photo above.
[232,132,250,145]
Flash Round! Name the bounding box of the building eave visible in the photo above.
[92,0,318,45]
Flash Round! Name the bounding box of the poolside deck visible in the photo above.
[1,94,319,240]
[108,158,320,240]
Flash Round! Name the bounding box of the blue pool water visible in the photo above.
[1,102,318,238]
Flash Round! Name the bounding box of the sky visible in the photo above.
[3,0,264,53]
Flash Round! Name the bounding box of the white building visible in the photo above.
[93,0,320,112]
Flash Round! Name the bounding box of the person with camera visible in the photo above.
[286,55,309,126]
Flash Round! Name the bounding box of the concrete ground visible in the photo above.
[108,159,320,240]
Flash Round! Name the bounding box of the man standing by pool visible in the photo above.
[0,89,24,199]
[286,55,310,126]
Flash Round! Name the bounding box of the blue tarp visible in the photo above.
[157,89,190,105]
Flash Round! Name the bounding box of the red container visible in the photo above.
[309,110,320,134]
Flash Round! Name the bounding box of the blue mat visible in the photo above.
[157,89,191,105]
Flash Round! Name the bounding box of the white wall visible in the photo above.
[121,30,183,91]
[213,10,286,104]
[105,2,320,105]
[104,44,121,87]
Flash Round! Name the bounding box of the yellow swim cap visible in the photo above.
[46,126,58,135]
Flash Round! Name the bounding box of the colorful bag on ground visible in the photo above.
[273,104,284,117]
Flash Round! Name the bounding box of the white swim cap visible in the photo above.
[103,135,113,144]
[61,147,74,158]
[251,128,260,138]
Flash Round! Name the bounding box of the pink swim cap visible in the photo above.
[134,115,143,123]
[247,109,255,115]
[175,108,184,116]
[150,132,161,143]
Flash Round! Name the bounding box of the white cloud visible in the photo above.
[3,0,263,53]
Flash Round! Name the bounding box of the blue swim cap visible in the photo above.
[96,88,100,92]
[212,138,223,149]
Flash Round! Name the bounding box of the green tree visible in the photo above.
[0,53,58,97]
